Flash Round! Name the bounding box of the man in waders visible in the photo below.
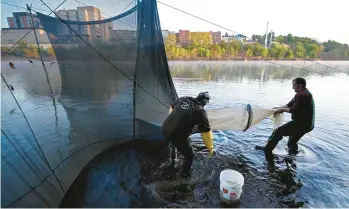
[162,92,214,177]
[256,77,315,154]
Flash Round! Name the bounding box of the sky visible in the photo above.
[1,0,348,44]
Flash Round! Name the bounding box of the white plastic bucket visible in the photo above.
[219,169,244,204]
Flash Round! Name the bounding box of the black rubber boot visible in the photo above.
[169,143,176,163]
[264,139,280,153]
[180,155,193,178]
[287,142,299,155]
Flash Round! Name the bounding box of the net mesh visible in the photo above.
[207,107,283,131]
[1,0,280,207]
[1,0,177,207]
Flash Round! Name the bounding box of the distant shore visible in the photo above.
[167,57,348,61]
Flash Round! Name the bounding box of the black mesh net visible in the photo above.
[1,0,177,207]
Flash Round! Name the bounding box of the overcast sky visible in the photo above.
[1,0,348,44]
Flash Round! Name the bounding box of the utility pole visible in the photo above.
[264,22,269,48]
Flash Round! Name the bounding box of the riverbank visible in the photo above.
[167,57,330,61]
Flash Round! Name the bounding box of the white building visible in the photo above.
[1,28,51,49]
[162,30,169,41]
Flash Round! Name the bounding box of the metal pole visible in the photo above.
[264,22,269,48]
[133,0,143,139]
[27,4,64,193]
[27,3,59,137]
[27,4,54,96]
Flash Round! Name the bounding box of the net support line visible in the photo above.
[1,129,59,192]
[71,0,136,29]
[27,4,59,130]
[132,0,145,139]
[1,74,65,194]
[38,0,170,110]
[157,0,346,75]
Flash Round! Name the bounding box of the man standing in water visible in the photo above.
[257,77,315,154]
[162,92,214,177]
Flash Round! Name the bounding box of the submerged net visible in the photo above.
[1,0,177,207]
[1,0,281,207]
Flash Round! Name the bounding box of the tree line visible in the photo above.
[165,33,349,61]
[1,40,55,60]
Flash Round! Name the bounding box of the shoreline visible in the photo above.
[167,57,348,61]
[2,55,348,62]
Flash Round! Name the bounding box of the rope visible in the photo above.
[1,74,65,193]
[262,60,336,77]
[0,1,50,12]
[306,59,348,73]
[157,0,347,75]
[39,0,170,109]
[1,153,51,207]
[157,1,240,35]
[71,0,136,29]
[1,130,58,190]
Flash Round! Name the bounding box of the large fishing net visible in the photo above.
[1,0,282,207]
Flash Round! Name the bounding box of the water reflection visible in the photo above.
[57,59,135,145]
[2,59,349,207]
[169,61,348,82]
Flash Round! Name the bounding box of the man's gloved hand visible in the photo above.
[209,150,216,156]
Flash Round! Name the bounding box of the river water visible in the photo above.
[2,59,349,207]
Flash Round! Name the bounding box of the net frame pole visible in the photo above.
[27,4,54,96]
[26,3,59,128]
[132,71,136,139]
[26,4,64,193]
[133,0,141,139]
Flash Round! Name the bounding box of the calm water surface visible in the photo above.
[170,61,349,207]
[2,59,349,207]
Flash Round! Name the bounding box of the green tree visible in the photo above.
[205,49,210,58]
[164,32,349,60]
[245,49,253,57]
[47,46,55,57]
[261,47,268,57]
[197,47,206,57]
[166,34,177,46]
[190,32,212,45]
[294,42,306,58]
[285,49,294,59]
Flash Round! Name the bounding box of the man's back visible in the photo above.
[162,96,210,139]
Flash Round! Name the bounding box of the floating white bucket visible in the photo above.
[219,169,244,205]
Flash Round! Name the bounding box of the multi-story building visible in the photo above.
[54,6,106,41]
[67,9,80,34]
[55,10,70,35]
[178,30,190,45]
[6,17,17,28]
[101,16,113,41]
[111,30,136,43]
[77,9,88,36]
[6,12,40,29]
[77,6,102,41]
[210,31,221,44]
[222,32,246,43]
[222,32,233,42]
[161,30,169,42]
